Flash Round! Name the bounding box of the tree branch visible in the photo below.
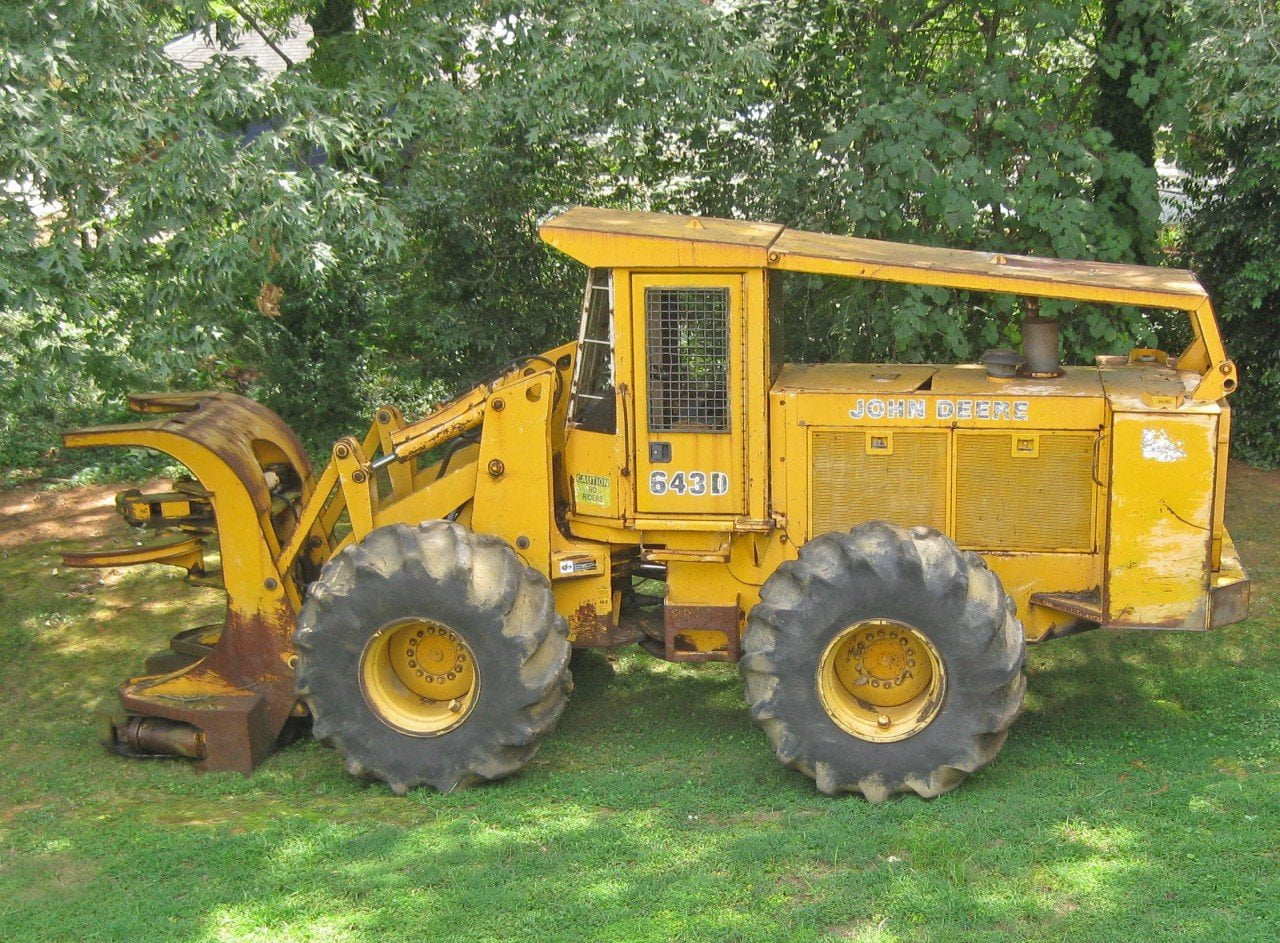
[225,1,294,69]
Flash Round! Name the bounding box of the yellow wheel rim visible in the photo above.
[359,618,478,737]
[817,619,946,743]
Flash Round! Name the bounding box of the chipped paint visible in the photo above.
[1141,428,1187,462]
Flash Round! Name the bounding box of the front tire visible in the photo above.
[741,521,1025,800]
[294,522,571,794]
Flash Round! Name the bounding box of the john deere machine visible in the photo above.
[64,207,1249,800]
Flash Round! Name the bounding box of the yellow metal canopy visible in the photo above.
[540,206,1234,401]
[541,206,1205,308]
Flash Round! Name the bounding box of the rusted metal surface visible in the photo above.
[63,392,312,773]
[115,605,298,773]
[119,392,314,518]
[569,600,646,649]
[663,604,741,662]
[1210,578,1251,629]
[1031,589,1103,622]
[117,716,205,760]
[142,624,222,675]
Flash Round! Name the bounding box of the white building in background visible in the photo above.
[1156,158,1193,224]
[163,16,313,77]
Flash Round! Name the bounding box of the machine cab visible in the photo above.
[545,209,782,532]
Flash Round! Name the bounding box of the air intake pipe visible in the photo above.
[1021,299,1061,377]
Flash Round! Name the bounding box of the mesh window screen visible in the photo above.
[645,287,730,432]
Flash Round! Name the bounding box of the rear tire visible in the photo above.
[294,522,571,794]
[741,521,1025,800]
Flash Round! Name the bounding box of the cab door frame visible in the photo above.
[630,272,748,519]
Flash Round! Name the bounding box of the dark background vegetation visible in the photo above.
[2,0,1277,476]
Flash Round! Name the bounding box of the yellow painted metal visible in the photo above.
[742,270,774,525]
[776,364,1108,430]
[276,456,340,575]
[987,553,1100,642]
[66,206,1255,777]
[542,207,782,270]
[471,372,556,573]
[116,493,202,524]
[769,227,1204,308]
[333,435,375,544]
[62,534,205,576]
[778,366,1109,569]
[373,444,480,531]
[63,392,316,771]
[631,272,747,517]
[62,393,307,613]
[324,208,1242,649]
[1105,411,1218,629]
[778,363,937,393]
[810,428,950,536]
[278,344,580,568]
[952,430,1096,552]
[359,618,478,736]
[1211,405,1232,569]
[817,619,946,742]
[373,405,414,500]
[766,355,1244,637]
[563,414,630,521]
[287,342,611,635]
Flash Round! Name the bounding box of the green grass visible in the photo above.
[1,468,1278,943]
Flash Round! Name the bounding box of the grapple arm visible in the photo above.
[62,392,315,773]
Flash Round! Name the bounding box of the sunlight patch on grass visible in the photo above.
[1,470,1278,941]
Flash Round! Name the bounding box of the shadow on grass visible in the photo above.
[4,635,1278,943]
[2,460,1279,943]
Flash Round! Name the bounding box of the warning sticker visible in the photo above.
[573,474,612,507]
[557,557,599,576]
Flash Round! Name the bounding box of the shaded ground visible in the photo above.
[0,463,1277,942]
[0,480,167,549]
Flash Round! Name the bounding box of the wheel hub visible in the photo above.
[360,618,478,736]
[818,619,945,742]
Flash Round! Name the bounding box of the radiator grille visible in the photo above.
[954,432,1095,551]
[810,430,948,537]
[645,287,730,432]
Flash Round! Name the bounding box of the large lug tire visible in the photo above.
[741,521,1026,801]
[294,521,572,794]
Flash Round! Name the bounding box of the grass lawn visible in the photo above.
[1,466,1277,942]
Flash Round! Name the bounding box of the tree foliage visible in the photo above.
[1180,0,1280,466]
[0,0,1273,472]
[698,0,1180,365]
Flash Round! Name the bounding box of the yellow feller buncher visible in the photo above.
[64,207,1250,799]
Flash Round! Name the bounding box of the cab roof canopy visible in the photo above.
[540,206,1208,312]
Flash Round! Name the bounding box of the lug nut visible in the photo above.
[877,714,891,729]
